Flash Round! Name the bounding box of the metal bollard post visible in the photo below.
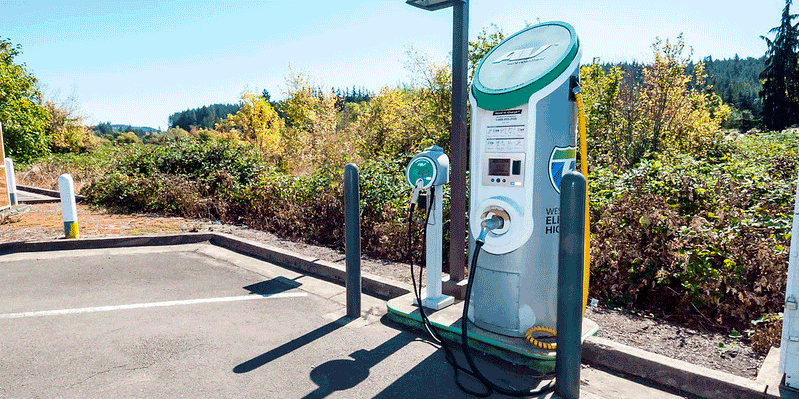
[58,174,79,239]
[344,164,361,319]
[555,170,586,399]
[5,158,17,205]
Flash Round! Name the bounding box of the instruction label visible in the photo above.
[485,109,525,153]
[545,207,559,234]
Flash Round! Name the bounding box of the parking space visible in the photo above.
[0,242,690,398]
[0,244,452,398]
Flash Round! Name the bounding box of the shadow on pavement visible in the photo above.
[301,316,554,399]
[242,276,301,296]
[233,316,350,374]
[300,329,421,399]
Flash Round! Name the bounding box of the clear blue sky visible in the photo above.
[1,0,786,129]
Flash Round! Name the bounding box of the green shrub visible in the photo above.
[16,147,122,191]
[589,131,797,330]
[84,137,419,262]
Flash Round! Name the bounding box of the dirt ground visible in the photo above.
[0,202,766,378]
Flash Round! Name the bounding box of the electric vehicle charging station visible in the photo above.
[468,21,584,337]
[387,21,596,397]
[406,145,454,310]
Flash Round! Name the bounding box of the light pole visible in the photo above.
[406,0,468,297]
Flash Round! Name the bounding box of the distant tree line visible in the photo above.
[703,55,765,116]
[93,122,157,138]
[594,56,765,131]
[167,87,372,132]
[168,103,241,131]
[332,86,372,105]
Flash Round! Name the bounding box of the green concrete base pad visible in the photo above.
[387,292,598,372]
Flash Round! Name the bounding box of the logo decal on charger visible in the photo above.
[492,44,557,64]
[548,146,576,193]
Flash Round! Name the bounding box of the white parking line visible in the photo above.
[0,292,308,319]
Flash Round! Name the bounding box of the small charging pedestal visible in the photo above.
[406,145,454,311]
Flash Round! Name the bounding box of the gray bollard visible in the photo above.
[555,170,586,399]
[344,164,361,319]
[5,158,17,205]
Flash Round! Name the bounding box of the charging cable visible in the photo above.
[406,191,555,397]
[407,186,492,396]
[458,222,557,397]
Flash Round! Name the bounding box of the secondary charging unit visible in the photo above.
[406,145,454,310]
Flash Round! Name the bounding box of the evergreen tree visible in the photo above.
[760,0,799,130]
[95,122,114,138]
[168,103,241,130]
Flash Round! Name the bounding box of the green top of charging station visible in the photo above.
[472,21,579,111]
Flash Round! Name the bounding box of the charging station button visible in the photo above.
[512,160,522,175]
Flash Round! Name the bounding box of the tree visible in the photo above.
[760,0,799,130]
[402,48,452,153]
[44,98,97,153]
[95,122,115,138]
[580,35,729,168]
[114,131,141,144]
[216,93,284,163]
[280,71,356,171]
[468,24,506,79]
[355,86,417,159]
[641,35,729,155]
[168,103,240,130]
[0,38,49,160]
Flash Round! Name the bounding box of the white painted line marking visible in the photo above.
[0,292,308,319]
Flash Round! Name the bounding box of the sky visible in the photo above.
[0,0,788,129]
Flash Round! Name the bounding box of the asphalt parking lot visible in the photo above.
[0,241,691,398]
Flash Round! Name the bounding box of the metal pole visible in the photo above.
[344,164,362,319]
[448,0,468,289]
[555,171,586,399]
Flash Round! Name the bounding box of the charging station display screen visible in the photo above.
[488,158,511,176]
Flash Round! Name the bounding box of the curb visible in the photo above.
[0,233,773,398]
[16,185,86,202]
[582,335,771,399]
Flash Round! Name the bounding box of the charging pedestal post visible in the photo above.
[407,145,454,310]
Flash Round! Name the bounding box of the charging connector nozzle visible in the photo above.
[476,215,504,243]
[410,179,424,205]
[569,75,581,101]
